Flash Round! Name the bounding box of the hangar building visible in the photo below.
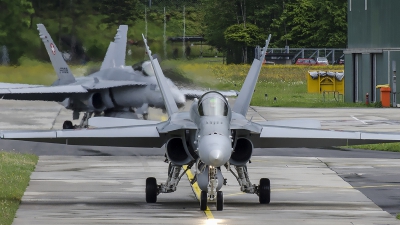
[344,0,400,104]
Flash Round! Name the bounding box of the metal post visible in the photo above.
[145,7,147,39]
[182,6,186,59]
[392,60,397,107]
[163,7,167,59]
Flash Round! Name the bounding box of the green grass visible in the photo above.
[345,143,400,152]
[161,61,366,108]
[0,58,90,85]
[397,213,400,220]
[0,151,38,225]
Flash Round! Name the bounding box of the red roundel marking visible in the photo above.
[50,43,56,55]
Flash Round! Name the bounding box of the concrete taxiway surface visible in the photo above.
[11,156,400,225]
[0,100,400,224]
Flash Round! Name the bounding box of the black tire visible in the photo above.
[259,178,271,204]
[216,191,223,211]
[63,120,74,129]
[146,177,158,203]
[200,191,207,211]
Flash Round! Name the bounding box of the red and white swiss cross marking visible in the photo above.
[50,43,56,55]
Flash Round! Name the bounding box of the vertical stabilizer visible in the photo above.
[100,42,116,70]
[113,25,128,68]
[232,34,271,116]
[37,24,75,85]
[142,34,178,117]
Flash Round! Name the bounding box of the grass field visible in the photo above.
[0,152,38,225]
[162,60,358,107]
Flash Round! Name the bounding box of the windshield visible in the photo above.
[198,97,228,116]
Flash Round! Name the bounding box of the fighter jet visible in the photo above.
[5,34,400,211]
[0,24,187,128]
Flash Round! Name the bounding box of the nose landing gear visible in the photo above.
[197,166,225,211]
[199,190,224,211]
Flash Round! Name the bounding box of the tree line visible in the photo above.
[0,0,347,64]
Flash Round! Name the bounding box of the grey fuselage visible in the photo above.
[189,91,233,167]
[55,66,185,113]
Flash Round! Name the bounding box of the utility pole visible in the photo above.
[182,6,186,59]
[393,61,397,107]
[145,7,147,39]
[164,7,167,59]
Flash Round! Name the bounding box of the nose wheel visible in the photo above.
[199,190,224,211]
[216,191,223,211]
[200,191,207,210]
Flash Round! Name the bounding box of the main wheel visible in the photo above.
[63,120,74,129]
[259,178,271,204]
[146,177,158,203]
[200,191,207,211]
[216,191,223,211]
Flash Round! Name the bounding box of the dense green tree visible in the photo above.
[0,0,348,64]
[0,0,35,64]
[97,0,142,27]
[200,0,237,52]
[273,0,347,48]
[225,23,266,63]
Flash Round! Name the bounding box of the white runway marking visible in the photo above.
[351,115,368,124]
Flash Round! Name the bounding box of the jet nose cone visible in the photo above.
[209,150,224,167]
[198,135,231,167]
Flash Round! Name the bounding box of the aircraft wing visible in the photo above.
[247,125,400,148]
[180,88,238,99]
[0,80,146,101]
[1,123,167,148]
[89,117,160,128]
[0,82,44,89]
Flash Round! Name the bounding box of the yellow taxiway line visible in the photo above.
[183,165,214,219]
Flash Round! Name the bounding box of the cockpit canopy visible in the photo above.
[198,92,229,116]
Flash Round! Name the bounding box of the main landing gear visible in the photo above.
[145,162,270,210]
[227,165,271,204]
[63,112,93,129]
[145,162,193,203]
